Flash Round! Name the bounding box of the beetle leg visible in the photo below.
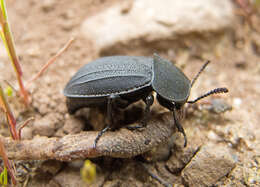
[93,126,110,148]
[173,108,187,147]
[93,95,117,148]
[107,95,117,125]
[141,162,172,187]
[141,93,154,126]
[126,93,154,130]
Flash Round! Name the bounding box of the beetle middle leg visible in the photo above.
[94,95,117,148]
[126,93,154,130]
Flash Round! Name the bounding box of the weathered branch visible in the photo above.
[2,112,175,161]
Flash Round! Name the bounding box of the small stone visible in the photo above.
[20,126,33,140]
[33,115,56,137]
[68,160,84,169]
[207,130,221,141]
[41,0,56,12]
[209,98,232,114]
[182,144,236,187]
[233,98,242,108]
[54,128,66,137]
[41,160,63,175]
[57,102,67,114]
[63,117,84,134]
[60,10,75,19]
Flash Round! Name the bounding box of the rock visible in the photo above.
[166,146,198,174]
[81,0,234,53]
[181,144,236,187]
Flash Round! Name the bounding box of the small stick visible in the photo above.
[26,38,74,87]
[18,117,34,139]
[0,84,19,140]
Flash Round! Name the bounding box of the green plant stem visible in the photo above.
[0,138,16,185]
[0,0,29,106]
[0,85,19,140]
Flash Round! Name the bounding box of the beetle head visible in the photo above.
[156,94,183,111]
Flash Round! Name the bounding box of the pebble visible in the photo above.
[181,144,236,187]
[233,98,242,108]
[63,116,84,134]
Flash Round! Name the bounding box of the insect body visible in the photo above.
[64,54,228,148]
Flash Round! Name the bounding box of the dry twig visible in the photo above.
[26,38,74,87]
[2,112,175,161]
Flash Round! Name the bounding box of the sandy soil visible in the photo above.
[0,0,260,186]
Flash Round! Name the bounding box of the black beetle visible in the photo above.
[64,54,228,148]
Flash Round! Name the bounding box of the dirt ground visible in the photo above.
[0,0,260,186]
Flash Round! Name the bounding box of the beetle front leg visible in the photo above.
[173,108,187,147]
[94,95,117,148]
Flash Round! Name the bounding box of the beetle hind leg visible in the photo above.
[173,109,187,147]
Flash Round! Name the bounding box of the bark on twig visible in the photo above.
[2,112,175,161]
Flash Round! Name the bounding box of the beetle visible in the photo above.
[63,54,228,148]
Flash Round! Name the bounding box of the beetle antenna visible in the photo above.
[191,60,210,88]
[187,87,228,104]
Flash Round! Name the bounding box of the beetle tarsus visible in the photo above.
[173,109,187,147]
[93,126,110,148]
